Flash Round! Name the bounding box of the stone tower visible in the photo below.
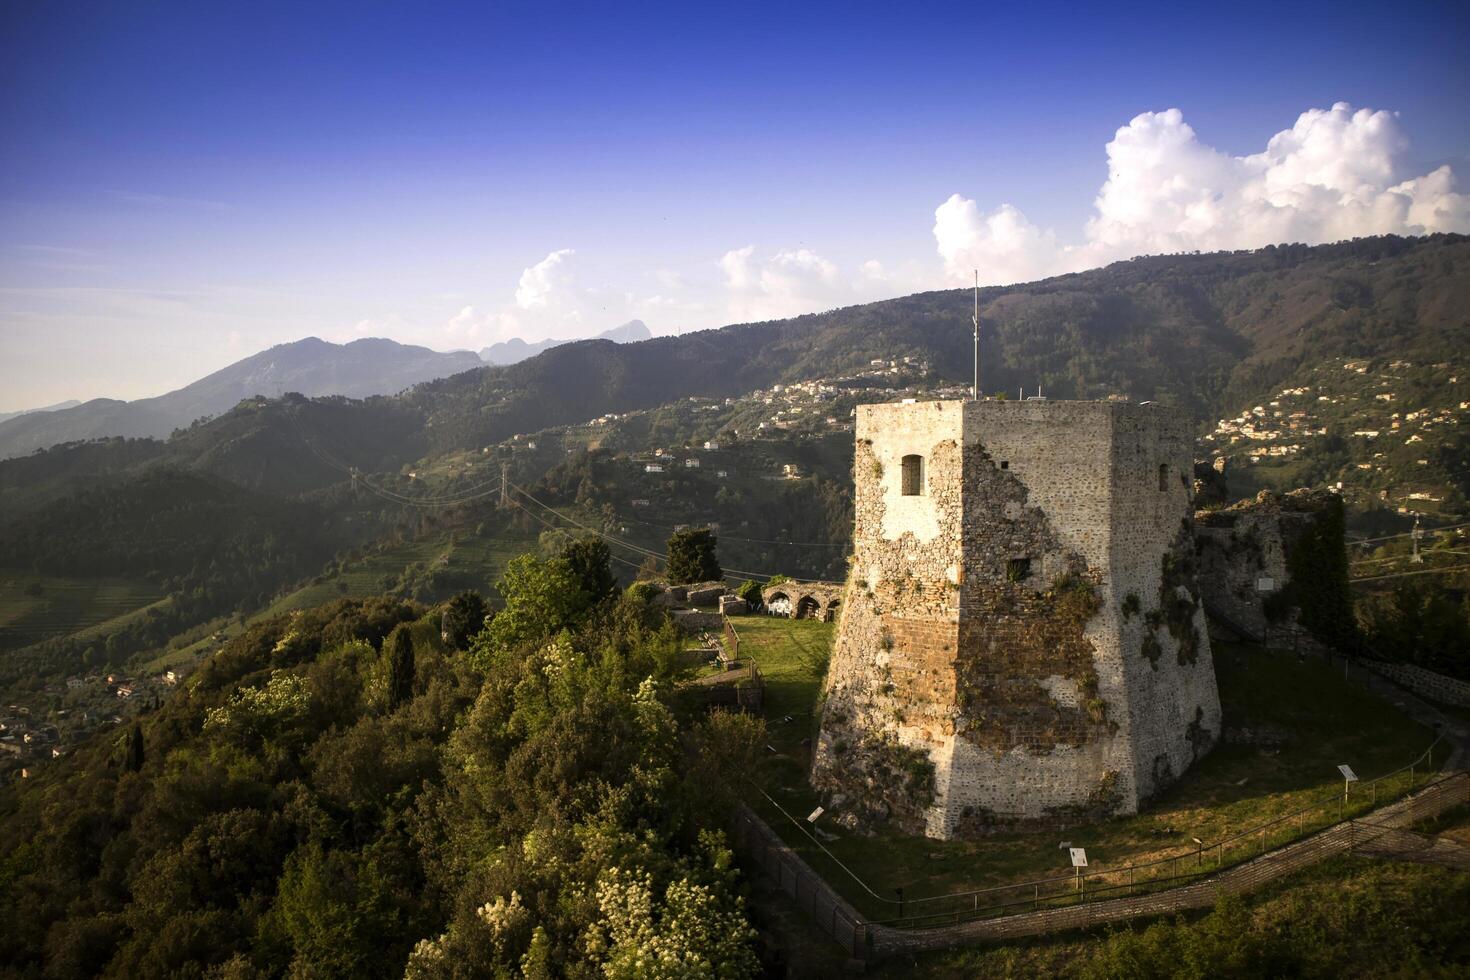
[812,399,1220,839]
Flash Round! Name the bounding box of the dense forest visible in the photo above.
[0,541,769,978]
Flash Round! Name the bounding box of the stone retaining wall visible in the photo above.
[1363,660,1470,708]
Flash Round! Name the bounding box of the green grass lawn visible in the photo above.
[0,571,162,651]
[726,614,833,753]
[725,620,1441,921]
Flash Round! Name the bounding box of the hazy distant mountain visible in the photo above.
[478,319,651,366]
[0,337,482,459]
[0,400,82,425]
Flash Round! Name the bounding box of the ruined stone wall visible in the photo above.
[812,400,1221,840]
[1193,489,1339,640]
[761,582,844,620]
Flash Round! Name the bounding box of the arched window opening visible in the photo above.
[901,454,924,496]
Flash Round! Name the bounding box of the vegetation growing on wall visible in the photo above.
[955,568,1106,753]
[1283,493,1356,649]
[1159,525,1205,667]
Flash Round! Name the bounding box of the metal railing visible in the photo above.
[722,614,741,661]
[734,771,1470,956]
[755,733,1449,929]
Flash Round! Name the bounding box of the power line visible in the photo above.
[510,482,666,560]
[510,481,829,583]
[287,405,829,583]
[502,496,652,572]
[1351,564,1470,584]
[287,406,505,507]
[1351,521,1470,546]
[612,511,848,548]
[1352,550,1470,567]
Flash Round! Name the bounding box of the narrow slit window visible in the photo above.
[901,454,924,495]
[1158,463,1168,491]
[999,460,1009,470]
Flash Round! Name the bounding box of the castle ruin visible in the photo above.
[811,399,1221,839]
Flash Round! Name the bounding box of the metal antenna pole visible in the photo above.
[971,270,980,401]
[500,462,510,509]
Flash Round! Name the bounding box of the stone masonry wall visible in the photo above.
[812,399,1222,839]
[1193,489,1341,639]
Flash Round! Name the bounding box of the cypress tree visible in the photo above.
[126,723,144,772]
[387,626,416,710]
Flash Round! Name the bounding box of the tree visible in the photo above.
[560,536,617,603]
[735,580,762,607]
[666,528,720,585]
[470,555,590,670]
[440,591,490,649]
[126,723,144,772]
[386,626,415,710]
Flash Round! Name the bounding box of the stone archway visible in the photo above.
[796,595,821,619]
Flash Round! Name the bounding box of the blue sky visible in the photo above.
[2,0,1468,408]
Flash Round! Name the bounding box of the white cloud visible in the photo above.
[719,245,855,322]
[937,102,1470,284]
[934,197,1068,286]
[514,248,577,311]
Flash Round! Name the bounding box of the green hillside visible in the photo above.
[1,234,1467,718]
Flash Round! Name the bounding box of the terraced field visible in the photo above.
[0,572,162,651]
[257,528,536,619]
[143,527,538,674]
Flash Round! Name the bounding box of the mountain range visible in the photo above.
[476,319,652,365]
[400,234,1470,457]
[4,234,1468,508]
[0,400,82,425]
[1,233,1466,694]
[0,337,484,460]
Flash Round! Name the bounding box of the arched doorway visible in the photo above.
[766,592,791,616]
[796,595,821,620]
[824,598,841,622]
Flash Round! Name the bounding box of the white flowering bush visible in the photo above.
[402,936,448,980]
[203,669,311,745]
[476,890,531,958]
[588,864,758,979]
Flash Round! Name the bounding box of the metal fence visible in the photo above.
[733,770,1470,958]
[866,734,1450,928]
[732,803,869,956]
[722,614,741,661]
